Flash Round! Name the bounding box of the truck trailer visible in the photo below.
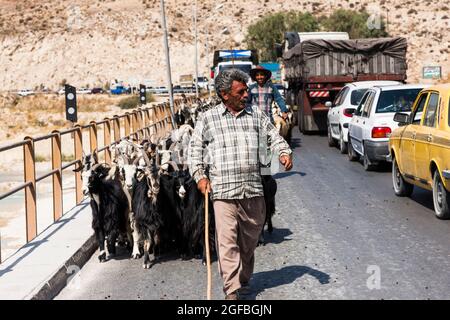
[282,35,408,133]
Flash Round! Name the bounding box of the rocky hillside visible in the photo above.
[0,0,449,91]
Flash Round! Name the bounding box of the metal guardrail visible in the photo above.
[0,98,193,263]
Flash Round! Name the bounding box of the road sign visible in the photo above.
[423,66,441,79]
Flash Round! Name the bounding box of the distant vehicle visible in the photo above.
[180,74,194,89]
[348,84,427,170]
[151,86,169,95]
[390,83,450,219]
[110,86,128,95]
[195,76,209,90]
[58,88,65,95]
[327,81,402,154]
[281,33,408,133]
[77,88,91,94]
[17,89,34,97]
[212,49,258,81]
[90,87,104,94]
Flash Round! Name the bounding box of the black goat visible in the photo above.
[175,170,215,263]
[132,168,164,269]
[259,175,277,245]
[87,164,130,262]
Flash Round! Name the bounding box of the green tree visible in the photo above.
[245,12,319,61]
[321,9,389,38]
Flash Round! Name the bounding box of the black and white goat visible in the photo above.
[75,151,130,262]
[131,152,165,269]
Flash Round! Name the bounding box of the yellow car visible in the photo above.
[389,83,450,219]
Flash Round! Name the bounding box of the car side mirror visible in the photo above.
[325,101,333,108]
[393,112,410,126]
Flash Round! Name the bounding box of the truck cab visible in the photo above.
[212,49,258,82]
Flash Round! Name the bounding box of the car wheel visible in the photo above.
[392,156,414,197]
[347,136,359,161]
[363,144,377,171]
[327,123,336,147]
[339,129,348,154]
[432,171,450,219]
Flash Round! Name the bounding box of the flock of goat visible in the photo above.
[76,97,293,269]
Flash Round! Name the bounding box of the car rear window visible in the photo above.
[350,89,368,105]
[375,88,423,113]
[219,64,252,75]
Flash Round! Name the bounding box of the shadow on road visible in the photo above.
[260,228,293,246]
[289,137,302,149]
[410,187,434,212]
[243,265,331,300]
[273,171,306,179]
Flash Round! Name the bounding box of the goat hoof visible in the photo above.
[143,263,151,269]
[202,260,206,266]
[98,253,107,262]
[132,253,141,259]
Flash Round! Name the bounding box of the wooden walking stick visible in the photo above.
[205,189,212,300]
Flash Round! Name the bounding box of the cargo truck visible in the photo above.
[280,33,408,133]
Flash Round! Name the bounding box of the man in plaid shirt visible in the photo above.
[188,68,292,300]
[248,65,288,123]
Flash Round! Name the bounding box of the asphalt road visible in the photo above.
[55,129,450,300]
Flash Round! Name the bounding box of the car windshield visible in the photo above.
[350,89,368,105]
[219,64,252,75]
[376,89,423,113]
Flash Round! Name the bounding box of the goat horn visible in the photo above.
[120,153,130,165]
[141,149,153,168]
[132,156,141,165]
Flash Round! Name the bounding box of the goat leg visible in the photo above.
[107,230,118,260]
[96,229,107,262]
[129,217,142,259]
[143,231,153,269]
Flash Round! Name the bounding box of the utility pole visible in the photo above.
[194,0,199,98]
[160,0,175,125]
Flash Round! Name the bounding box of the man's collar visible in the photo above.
[220,102,253,116]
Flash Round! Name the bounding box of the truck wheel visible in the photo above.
[432,171,450,219]
[298,108,304,133]
[339,129,348,154]
[347,136,359,162]
[392,156,413,197]
[327,124,336,147]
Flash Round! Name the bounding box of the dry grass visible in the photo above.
[0,93,125,141]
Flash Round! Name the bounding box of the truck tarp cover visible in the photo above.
[283,37,407,80]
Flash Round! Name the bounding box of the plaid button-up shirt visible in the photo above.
[248,81,288,122]
[188,103,292,200]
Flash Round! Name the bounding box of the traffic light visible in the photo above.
[139,84,146,105]
[65,84,77,123]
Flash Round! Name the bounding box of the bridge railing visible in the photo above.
[0,98,191,263]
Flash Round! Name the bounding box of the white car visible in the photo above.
[347,84,428,170]
[327,81,401,153]
[17,89,35,97]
